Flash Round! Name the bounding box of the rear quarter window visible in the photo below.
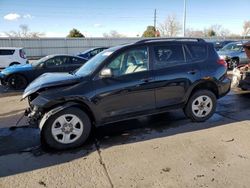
[0,49,15,55]
[186,44,207,61]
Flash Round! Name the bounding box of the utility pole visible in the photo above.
[154,9,157,30]
[183,0,187,37]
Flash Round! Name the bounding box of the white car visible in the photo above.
[0,47,28,68]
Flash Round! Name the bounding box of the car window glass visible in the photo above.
[153,44,185,69]
[106,47,148,77]
[71,57,87,65]
[90,49,99,57]
[45,56,69,67]
[186,44,207,61]
[0,49,15,55]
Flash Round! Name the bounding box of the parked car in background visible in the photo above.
[0,47,28,68]
[212,40,234,51]
[231,41,250,90]
[0,54,87,90]
[77,47,108,60]
[23,38,231,150]
[217,41,250,69]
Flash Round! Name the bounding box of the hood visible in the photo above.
[22,72,81,99]
[1,64,33,74]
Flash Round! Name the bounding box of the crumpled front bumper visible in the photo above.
[24,106,42,126]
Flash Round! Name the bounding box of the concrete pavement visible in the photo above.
[0,89,250,187]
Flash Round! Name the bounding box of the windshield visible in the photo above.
[31,56,51,67]
[75,47,120,76]
[220,43,242,51]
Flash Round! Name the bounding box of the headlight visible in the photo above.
[30,95,50,107]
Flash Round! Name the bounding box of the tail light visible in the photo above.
[217,59,227,68]
[19,49,26,59]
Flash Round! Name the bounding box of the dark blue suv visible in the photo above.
[23,38,231,150]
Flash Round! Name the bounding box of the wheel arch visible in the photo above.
[185,80,219,103]
[40,100,97,130]
[9,62,20,66]
[6,72,28,86]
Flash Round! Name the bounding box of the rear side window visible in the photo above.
[153,44,185,69]
[0,49,15,55]
[71,57,87,65]
[186,44,207,61]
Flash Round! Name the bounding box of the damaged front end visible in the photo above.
[24,93,48,126]
[22,72,82,127]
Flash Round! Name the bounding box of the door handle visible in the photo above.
[187,70,198,75]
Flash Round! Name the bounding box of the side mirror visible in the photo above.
[39,62,46,68]
[100,68,112,78]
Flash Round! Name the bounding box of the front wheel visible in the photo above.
[184,90,217,122]
[41,107,91,150]
[7,74,28,90]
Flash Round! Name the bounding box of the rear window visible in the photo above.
[0,49,15,55]
[186,44,207,61]
[153,44,185,69]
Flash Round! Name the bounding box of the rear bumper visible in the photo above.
[217,77,231,98]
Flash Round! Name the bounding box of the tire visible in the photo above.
[7,74,28,90]
[184,90,217,122]
[9,62,20,66]
[228,59,239,70]
[41,107,91,150]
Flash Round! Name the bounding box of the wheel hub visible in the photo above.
[62,123,73,134]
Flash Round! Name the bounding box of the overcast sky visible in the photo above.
[0,0,249,37]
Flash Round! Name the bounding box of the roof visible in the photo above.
[0,47,23,50]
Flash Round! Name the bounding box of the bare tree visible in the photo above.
[210,24,230,38]
[243,21,250,38]
[103,30,126,38]
[158,14,182,37]
[4,24,44,38]
[186,28,205,37]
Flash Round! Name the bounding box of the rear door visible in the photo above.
[152,43,201,108]
[0,49,15,67]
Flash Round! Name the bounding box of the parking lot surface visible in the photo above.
[0,86,250,187]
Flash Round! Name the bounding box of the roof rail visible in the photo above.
[135,38,205,44]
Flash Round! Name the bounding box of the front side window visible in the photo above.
[153,44,185,69]
[106,47,149,77]
[45,56,70,67]
[221,43,242,51]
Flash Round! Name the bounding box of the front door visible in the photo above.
[92,47,156,123]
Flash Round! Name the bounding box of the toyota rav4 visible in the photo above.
[23,38,231,150]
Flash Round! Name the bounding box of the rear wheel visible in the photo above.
[184,90,217,122]
[41,107,91,150]
[7,74,28,90]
